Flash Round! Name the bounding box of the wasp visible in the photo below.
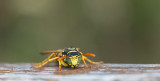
[32,47,103,71]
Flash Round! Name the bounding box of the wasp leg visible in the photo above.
[76,48,80,51]
[57,60,62,71]
[82,55,91,68]
[83,56,103,64]
[32,53,55,66]
[32,57,59,69]
[82,53,96,57]
[57,56,68,71]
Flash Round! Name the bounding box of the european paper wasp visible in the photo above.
[32,47,103,71]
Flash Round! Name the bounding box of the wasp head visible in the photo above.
[65,52,82,68]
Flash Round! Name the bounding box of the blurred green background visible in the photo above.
[0,0,160,63]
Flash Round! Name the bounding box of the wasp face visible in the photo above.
[66,55,82,68]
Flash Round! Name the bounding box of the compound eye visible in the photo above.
[67,53,71,56]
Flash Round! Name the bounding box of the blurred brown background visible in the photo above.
[0,0,160,63]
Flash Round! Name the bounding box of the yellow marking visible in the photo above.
[67,51,77,54]
[70,56,79,65]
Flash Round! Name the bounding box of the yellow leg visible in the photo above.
[83,56,103,64]
[58,60,62,71]
[57,56,69,71]
[32,53,55,66]
[76,48,80,51]
[32,57,59,68]
[41,53,56,63]
[82,55,91,68]
[82,53,95,57]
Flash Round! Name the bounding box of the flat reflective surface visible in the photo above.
[0,63,160,81]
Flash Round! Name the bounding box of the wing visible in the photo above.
[40,50,63,55]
